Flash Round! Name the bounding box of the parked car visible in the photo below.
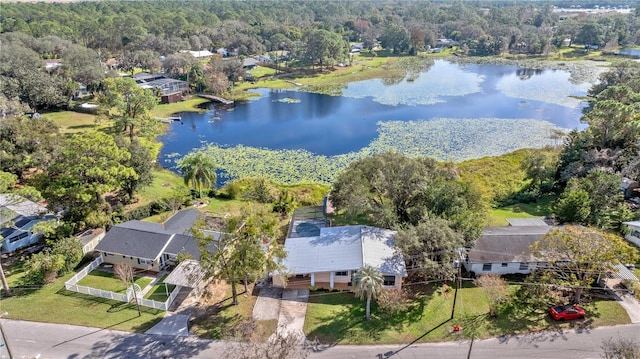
[549,304,586,321]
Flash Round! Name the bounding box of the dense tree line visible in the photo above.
[2,1,639,58]
[2,1,640,110]
[553,60,640,231]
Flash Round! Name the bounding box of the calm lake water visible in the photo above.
[159,60,593,164]
[618,48,640,57]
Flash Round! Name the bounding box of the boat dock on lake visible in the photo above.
[196,93,234,105]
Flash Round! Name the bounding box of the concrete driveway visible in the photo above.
[252,287,282,321]
[277,288,309,339]
[617,292,640,323]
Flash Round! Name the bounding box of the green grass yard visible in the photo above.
[150,97,210,118]
[143,274,175,302]
[303,284,631,345]
[0,269,164,332]
[42,111,107,134]
[488,195,555,226]
[76,270,153,293]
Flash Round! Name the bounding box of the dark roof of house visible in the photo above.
[94,226,173,260]
[467,226,552,263]
[164,234,201,260]
[164,209,201,233]
[95,209,209,259]
[115,220,169,234]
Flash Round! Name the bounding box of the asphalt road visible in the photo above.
[0,319,638,359]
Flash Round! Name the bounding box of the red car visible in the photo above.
[549,304,586,321]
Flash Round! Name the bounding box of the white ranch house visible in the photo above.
[464,221,552,275]
[274,207,407,291]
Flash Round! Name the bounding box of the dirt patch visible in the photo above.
[161,183,172,187]
[192,280,230,315]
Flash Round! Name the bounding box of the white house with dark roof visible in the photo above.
[273,225,407,290]
[95,209,219,272]
[0,194,56,253]
[464,225,552,275]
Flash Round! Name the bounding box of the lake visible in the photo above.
[159,60,598,183]
[618,48,640,58]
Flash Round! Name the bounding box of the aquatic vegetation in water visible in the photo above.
[168,118,566,185]
[275,97,302,104]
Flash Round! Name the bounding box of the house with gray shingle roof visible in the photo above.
[1,194,56,253]
[464,224,552,275]
[95,209,220,272]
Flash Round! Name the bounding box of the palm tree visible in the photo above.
[352,264,383,321]
[178,151,217,198]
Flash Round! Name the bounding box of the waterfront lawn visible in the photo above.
[42,111,107,134]
[135,168,189,208]
[76,270,153,293]
[151,97,210,118]
[1,268,164,332]
[488,195,555,226]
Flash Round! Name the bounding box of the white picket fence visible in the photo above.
[65,255,104,286]
[64,255,181,311]
[138,285,181,311]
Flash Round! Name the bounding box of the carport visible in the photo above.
[163,259,207,298]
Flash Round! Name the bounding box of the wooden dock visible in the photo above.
[155,115,182,123]
[196,93,234,105]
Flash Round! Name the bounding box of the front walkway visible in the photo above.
[145,278,210,337]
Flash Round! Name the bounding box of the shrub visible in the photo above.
[377,289,410,317]
[24,251,65,284]
[52,237,84,274]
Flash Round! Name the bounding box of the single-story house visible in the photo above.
[624,221,640,247]
[242,58,259,69]
[256,54,271,63]
[133,73,189,96]
[273,225,407,291]
[76,228,105,254]
[464,225,553,275]
[184,50,214,59]
[95,209,220,272]
[0,194,56,253]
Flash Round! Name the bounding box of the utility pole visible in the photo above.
[450,259,462,320]
[450,248,464,320]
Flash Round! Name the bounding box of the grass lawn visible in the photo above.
[144,275,176,302]
[488,195,555,226]
[1,267,164,332]
[42,111,107,134]
[150,97,210,118]
[135,168,188,208]
[304,283,631,345]
[76,270,153,293]
[250,66,277,79]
